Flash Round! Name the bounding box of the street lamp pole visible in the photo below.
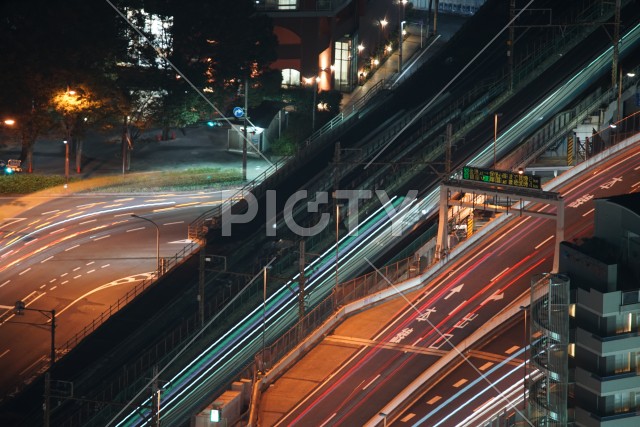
[13,301,55,427]
[262,266,267,373]
[617,67,636,123]
[312,78,318,132]
[520,305,528,412]
[63,139,69,185]
[131,214,160,277]
[493,113,502,170]
[398,0,407,73]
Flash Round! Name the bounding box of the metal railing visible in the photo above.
[0,241,199,401]
[258,255,422,372]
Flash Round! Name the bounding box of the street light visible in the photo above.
[63,140,69,185]
[398,0,407,73]
[3,118,15,126]
[493,112,503,170]
[13,300,56,427]
[304,76,319,132]
[379,412,388,427]
[378,18,388,46]
[131,214,161,277]
[617,67,636,123]
[520,305,528,412]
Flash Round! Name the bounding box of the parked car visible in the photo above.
[3,159,22,174]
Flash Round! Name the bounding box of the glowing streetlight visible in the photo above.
[3,119,15,126]
[131,214,161,277]
[617,67,636,122]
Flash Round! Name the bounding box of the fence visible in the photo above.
[258,255,421,372]
[0,241,199,401]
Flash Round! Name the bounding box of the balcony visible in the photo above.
[575,366,640,395]
[576,327,640,355]
[575,405,640,427]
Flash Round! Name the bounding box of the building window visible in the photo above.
[281,69,301,87]
[614,352,631,374]
[265,0,297,10]
[334,36,356,92]
[614,391,633,413]
[616,312,636,334]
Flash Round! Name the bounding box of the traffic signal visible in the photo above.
[14,300,25,315]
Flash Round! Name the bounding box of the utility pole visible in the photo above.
[612,0,621,92]
[298,241,306,321]
[243,76,248,181]
[151,365,160,427]
[508,0,515,92]
[446,123,452,175]
[333,143,341,289]
[199,249,205,327]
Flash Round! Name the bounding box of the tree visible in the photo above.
[0,0,126,172]
[149,0,279,134]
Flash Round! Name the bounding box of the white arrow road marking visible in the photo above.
[444,284,464,300]
[481,292,504,306]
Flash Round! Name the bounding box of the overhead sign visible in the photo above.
[462,166,542,190]
[233,107,245,118]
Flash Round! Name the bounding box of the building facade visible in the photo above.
[256,0,365,92]
[558,194,640,426]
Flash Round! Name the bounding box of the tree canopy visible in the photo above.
[0,0,279,171]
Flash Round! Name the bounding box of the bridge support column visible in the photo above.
[436,185,449,260]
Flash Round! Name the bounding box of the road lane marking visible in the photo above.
[19,268,31,276]
[86,261,95,266]
[50,228,66,235]
[362,374,381,390]
[449,300,467,316]
[93,235,110,241]
[73,275,82,279]
[101,264,110,268]
[453,378,468,388]
[49,278,56,283]
[0,280,9,289]
[582,208,595,217]
[65,244,80,251]
[87,269,95,274]
[490,267,509,282]
[401,413,416,422]
[60,273,68,277]
[41,256,54,263]
[474,397,496,412]
[505,345,520,354]
[632,181,640,187]
[164,221,184,226]
[61,280,69,285]
[479,362,494,371]
[0,349,9,358]
[41,210,59,215]
[39,284,46,289]
[127,227,145,232]
[318,413,337,427]
[73,267,81,272]
[534,235,553,250]
[79,219,97,225]
[56,272,154,317]
[427,396,442,405]
[50,286,57,291]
